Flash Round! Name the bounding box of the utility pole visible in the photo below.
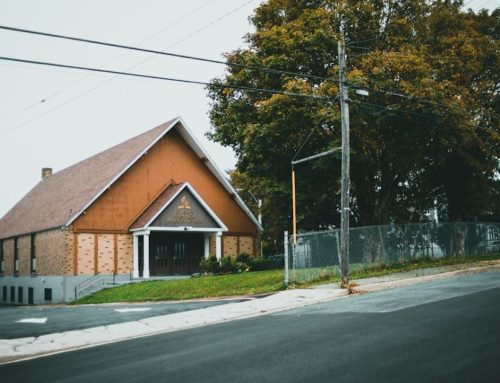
[338,36,350,288]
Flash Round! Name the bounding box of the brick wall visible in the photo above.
[97,234,114,274]
[76,233,95,275]
[74,232,132,276]
[209,235,216,256]
[63,231,74,276]
[18,235,31,275]
[36,230,68,276]
[3,238,14,275]
[223,236,238,257]
[116,234,132,275]
[239,236,254,256]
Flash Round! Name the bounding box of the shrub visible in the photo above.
[234,261,249,273]
[221,256,236,273]
[236,252,251,266]
[200,256,220,274]
[249,257,269,271]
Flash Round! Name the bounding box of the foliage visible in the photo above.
[220,256,235,273]
[200,256,220,274]
[208,0,500,253]
[235,252,252,265]
[249,257,269,271]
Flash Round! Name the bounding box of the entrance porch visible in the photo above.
[132,230,222,278]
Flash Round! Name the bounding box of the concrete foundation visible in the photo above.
[0,274,132,305]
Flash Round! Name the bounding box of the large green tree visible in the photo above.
[208,0,499,253]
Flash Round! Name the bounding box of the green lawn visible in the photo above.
[73,270,285,304]
[73,253,500,304]
[296,253,500,286]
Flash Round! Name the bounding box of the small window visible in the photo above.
[44,288,52,301]
[0,239,4,274]
[10,286,15,302]
[31,234,37,274]
[28,287,34,304]
[2,286,6,301]
[14,238,19,274]
[18,286,23,303]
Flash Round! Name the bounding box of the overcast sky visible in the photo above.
[0,0,497,218]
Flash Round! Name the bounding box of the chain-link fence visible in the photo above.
[285,222,500,284]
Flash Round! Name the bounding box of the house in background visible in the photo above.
[0,117,261,304]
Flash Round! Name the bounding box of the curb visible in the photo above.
[351,262,500,293]
[2,261,499,365]
[0,289,348,365]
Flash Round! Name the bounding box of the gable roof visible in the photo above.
[0,117,261,239]
[130,182,227,231]
[130,183,184,230]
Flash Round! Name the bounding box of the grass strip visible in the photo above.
[73,253,500,304]
[73,270,285,304]
[295,253,500,287]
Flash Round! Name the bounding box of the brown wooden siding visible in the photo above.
[74,129,257,234]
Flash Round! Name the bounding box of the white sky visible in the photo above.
[0,0,497,218]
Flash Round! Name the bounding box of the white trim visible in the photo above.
[64,117,262,231]
[204,233,210,259]
[184,183,228,230]
[133,226,225,233]
[64,117,181,227]
[132,235,139,278]
[132,229,150,236]
[143,232,150,279]
[131,182,228,232]
[141,184,186,228]
[175,118,263,231]
[216,231,222,261]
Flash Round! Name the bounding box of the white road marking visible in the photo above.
[114,308,152,313]
[16,318,48,324]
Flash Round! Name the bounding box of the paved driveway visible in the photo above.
[0,298,246,339]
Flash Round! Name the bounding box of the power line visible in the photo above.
[0,55,333,137]
[348,78,496,123]
[0,0,219,124]
[351,98,492,132]
[0,56,335,136]
[352,99,446,121]
[5,21,486,128]
[347,82,465,113]
[0,0,259,133]
[0,23,328,83]
[0,56,332,99]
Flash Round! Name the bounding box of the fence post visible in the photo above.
[284,231,289,287]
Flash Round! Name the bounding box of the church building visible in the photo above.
[0,118,261,304]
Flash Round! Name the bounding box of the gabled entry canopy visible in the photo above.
[130,182,227,232]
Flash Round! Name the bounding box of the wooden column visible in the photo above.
[113,234,118,275]
[94,233,98,275]
[73,233,78,276]
[133,234,139,278]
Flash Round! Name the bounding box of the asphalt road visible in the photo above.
[0,299,245,339]
[2,272,500,382]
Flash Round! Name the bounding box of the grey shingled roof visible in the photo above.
[0,119,177,239]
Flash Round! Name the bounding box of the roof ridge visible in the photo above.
[0,118,178,239]
[53,119,176,178]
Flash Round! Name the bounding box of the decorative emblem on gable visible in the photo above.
[168,198,202,225]
[177,196,191,210]
[150,188,220,228]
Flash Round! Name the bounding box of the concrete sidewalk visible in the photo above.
[1,259,499,364]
